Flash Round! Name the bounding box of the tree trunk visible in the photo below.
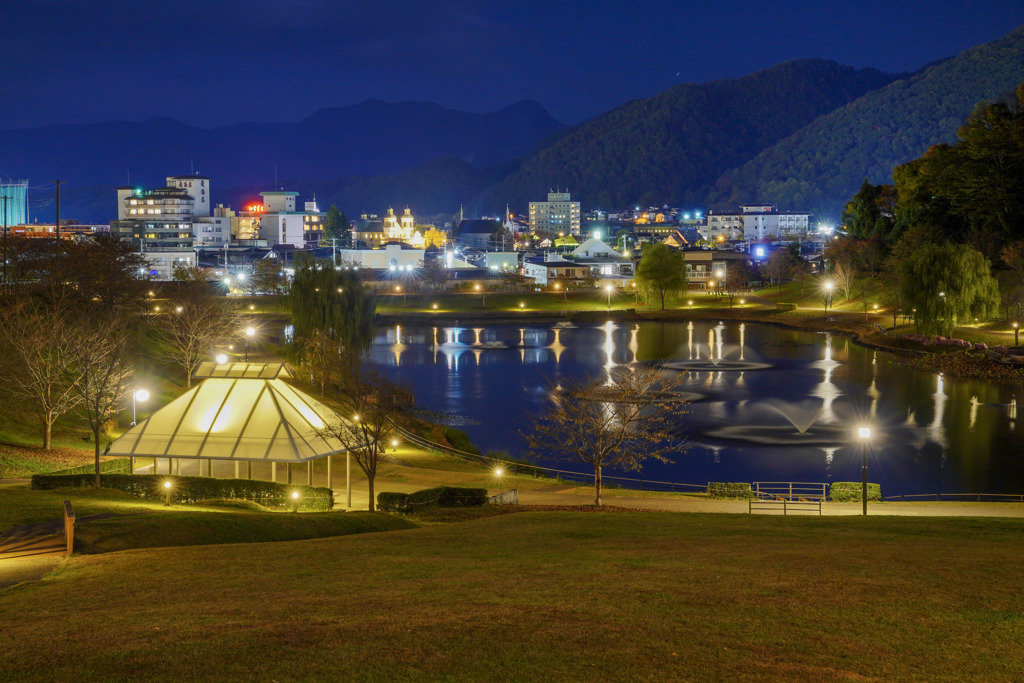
[659,291,665,311]
[43,418,52,451]
[367,474,375,512]
[93,427,102,488]
[594,464,603,506]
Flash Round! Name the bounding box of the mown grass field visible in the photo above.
[1,512,1022,681]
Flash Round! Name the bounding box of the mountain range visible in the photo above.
[6,23,1024,224]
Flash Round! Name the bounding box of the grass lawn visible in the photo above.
[1,512,1022,680]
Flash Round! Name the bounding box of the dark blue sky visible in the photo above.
[2,0,1023,129]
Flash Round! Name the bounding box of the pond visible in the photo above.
[368,320,1024,496]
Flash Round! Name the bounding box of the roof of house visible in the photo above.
[458,219,500,234]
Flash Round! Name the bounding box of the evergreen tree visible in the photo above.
[635,244,687,310]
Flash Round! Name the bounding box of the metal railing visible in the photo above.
[752,482,828,501]
[749,499,822,515]
[885,493,1024,503]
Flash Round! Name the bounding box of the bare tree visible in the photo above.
[524,365,689,506]
[315,366,399,511]
[71,313,138,488]
[832,261,856,302]
[0,302,82,449]
[762,251,795,294]
[152,292,243,388]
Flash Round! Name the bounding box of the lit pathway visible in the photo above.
[0,518,65,590]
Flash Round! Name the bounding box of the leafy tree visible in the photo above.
[298,329,343,397]
[420,256,451,291]
[524,365,688,506]
[831,261,856,302]
[843,180,896,241]
[635,244,686,310]
[172,264,205,282]
[323,205,346,245]
[722,261,754,307]
[899,243,1000,336]
[252,257,287,295]
[422,227,447,249]
[289,255,376,361]
[1002,241,1024,287]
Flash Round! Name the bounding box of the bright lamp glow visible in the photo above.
[215,353,228,364]
[858,427,871,440]
[135,389,150,402]
[163,481,171,489]
[494,468,503,476]
[245,327,255,336]
[291,491,299,499]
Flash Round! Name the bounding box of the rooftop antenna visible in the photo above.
[190,158,195,175]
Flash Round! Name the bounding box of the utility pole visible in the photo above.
[54,180,61,240]
[2,195,8,297]
[332,238,337,267]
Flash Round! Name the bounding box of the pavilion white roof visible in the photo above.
[108,370,347,463]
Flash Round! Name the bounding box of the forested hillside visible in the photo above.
[707,24,1024,212]
[476,60,897,213]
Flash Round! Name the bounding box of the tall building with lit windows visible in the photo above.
[111,184,197,280]
[529,191,581,236]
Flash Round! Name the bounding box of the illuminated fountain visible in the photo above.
[702,398,852,446]
[660,343,771,371]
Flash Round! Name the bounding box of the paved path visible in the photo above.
[0,518,65,590]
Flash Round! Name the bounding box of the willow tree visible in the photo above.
[900,243,999,336]
[635,244,687,310]
[289,255,376,363]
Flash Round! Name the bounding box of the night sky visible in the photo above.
[1,0,1023,130]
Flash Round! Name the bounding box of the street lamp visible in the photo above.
[857,426,871,516]
[132,388,149,427]
[244,326,256,362]
[605,284,613,309]
[163,480,173,506]
[291,490,301,513]
[216,353,228,364]
[475,283,485,307]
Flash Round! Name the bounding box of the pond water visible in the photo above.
[368,320,1024,496]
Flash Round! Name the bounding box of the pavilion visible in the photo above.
[108,362,353,492]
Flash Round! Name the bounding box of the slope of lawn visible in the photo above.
[1,512,1022,681]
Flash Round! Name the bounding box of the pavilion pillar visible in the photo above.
[129,457,135,475]
[247,461,252,480]
[194,459,201,477]
[287,463,293,484]
[327,455,333,490]
[307,461,313,486]
[270,462,277,483]
[234,461,240,479]
[206,458,213,477]
[174,458,180,475]
[346,452,351,508]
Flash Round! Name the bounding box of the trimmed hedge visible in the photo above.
[377,486,489,513]
[51,458,134,476]
[706,482,755,499]
[30,473,334,511]
[443,428,480,454]
[829,482,881,502]
[775,303,797,312]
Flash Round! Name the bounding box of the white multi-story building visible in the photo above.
[703,204,811,243]
[166,175,211,217]
[529,191,581,236]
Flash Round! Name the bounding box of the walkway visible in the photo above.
[0,518,65,590]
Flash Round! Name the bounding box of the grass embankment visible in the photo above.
[1,512,1022,680]
[0,484,416,554]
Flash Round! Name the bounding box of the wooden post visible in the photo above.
[63,500,75,556]
[270,462,277,483]
[207,459,213,477]
[234,461,240,479]
[327,455,333,490]
[247,461,252,479]
[129,456,135,475]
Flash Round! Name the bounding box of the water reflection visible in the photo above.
[369,321,1024,495]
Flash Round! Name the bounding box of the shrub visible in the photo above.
[829,481,881,502]
[706,482,755,499]
[443,427,480,454]
[30,473,334,511]
[377,486,489,513]
[775,303,797,312]
[377,492,411,513]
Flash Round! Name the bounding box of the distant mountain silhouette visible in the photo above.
[706,23,1024,213]
[3,100,562,221]
[474,59,899,213]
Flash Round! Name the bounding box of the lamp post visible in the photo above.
[475,284,485,308]
[857,426,871,516]
[244,326,255,362]
[163,480,173,506]
[605,284,613,309]
[132,388,149,427]
[216,353,228,364]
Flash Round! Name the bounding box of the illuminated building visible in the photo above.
[704,205,811,243]
[1,179,28,228]
[529,191,581,236]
